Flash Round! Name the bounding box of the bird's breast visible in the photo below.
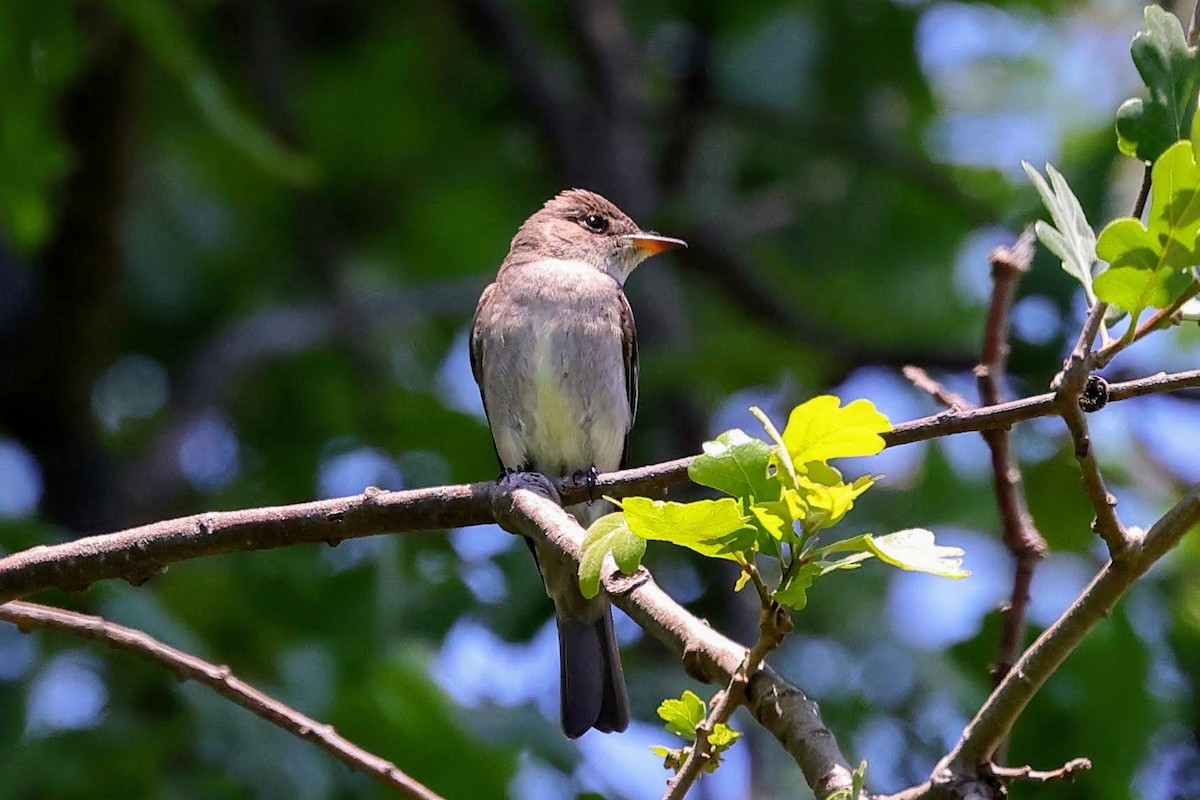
[487,261,630,474]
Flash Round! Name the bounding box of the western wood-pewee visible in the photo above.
[469,189,685,737]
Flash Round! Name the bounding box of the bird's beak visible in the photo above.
[623,232,687,256]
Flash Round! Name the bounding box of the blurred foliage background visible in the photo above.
[2,1,1200,798]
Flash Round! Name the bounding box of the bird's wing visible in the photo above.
[618,289,638,469]
[469,282,504,468]
[468,282,494,388]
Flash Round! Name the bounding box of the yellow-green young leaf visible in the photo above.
[781,396,891,468]
[621,497,755,561]
[733,568,753,592]
[818,532,875,556]
[749,487,806,547]
[750,501,792,541]
[688,428,777,501]
[797,473,876,533]
[750,405,798,485]
[578,513,646,599]
[709,723,741,748]
[866,529,970,578]
[658,690,706,740]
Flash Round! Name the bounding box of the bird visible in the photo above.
[469,189,685,737]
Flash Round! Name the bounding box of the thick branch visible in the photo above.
[489,479,862,799]
[935,485,1200,782]
[663,601,791,799]
[0,601,444,800]
[5,370,1200,603]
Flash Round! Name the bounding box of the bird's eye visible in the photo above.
[583,214,609,232]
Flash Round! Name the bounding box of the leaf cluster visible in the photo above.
[579,396,967,609]
[1024,9,1200,334]
[649,690,741,774]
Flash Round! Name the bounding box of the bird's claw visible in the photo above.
[572,466,600,503]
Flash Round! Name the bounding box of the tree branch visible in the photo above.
[663,603,791,799]
[488,478,862,799]
[974,233,1046,714]
[933,484,1200,786]
[0,601,444,800]
[5,369,1200,604]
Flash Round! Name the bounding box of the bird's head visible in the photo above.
[507,189,686,284]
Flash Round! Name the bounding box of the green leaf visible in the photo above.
[852,761,869,798]
[1115,5,1200,162]
[620,497,755,561]
[780,396,891,469]
[1096,217,1163,271]
[1094,139,1200,316]
[774,562,818,610]
[866,529,970,578]
[688,429,777,502]
[749,501,791,543]
[578,513,646,599]
[1022,161,1099,303]
[1147,138,1200,265]
[1093,264,1182,318]
[658,690,706,740]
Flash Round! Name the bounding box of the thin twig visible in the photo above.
[1132,162,1152,220]
[975,233,1046,711]
[990,757,1092,783]
[1057,398,1130,555]
[0,601,444,800]
[901,365,971,409]
[663,604,792,800]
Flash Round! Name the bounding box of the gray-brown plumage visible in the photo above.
[469,189,685,737]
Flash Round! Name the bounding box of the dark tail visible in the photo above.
[557,604,630,738]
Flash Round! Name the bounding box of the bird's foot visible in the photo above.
[572,466,600,503]
[496,467,559,503]
[494,466,523,485]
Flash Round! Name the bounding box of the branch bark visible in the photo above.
[5,369,1200,604]
[488,478,862,799]
[932,485,1200,787]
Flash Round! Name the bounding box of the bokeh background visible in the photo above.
[3,1,1200,798]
